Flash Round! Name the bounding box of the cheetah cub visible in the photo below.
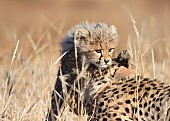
[47,21,120,120]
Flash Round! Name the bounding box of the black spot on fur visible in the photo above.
[131,86,136,90]
[117,94,123,99]
[117,102,123,105]
[104,71,108,74]
[152,104,155,108]
[113,113,117,117]
[138,88,142,92]
[103,118,107,121]
[113,90,119,95]
[104,97,108,101]
[125,107,130,113]
[144,103,147,108]
[139,83,144,88]
[98,108,102,113]
[99,102,104,106]
[114,106,119,110]
[128,84,133,87]
[145,87,151,91]
[112,88,118,92]
[122,84,128,87]
[148,107,150,112]
[115,118,122,121]
[139,104,142,108]
[145,112,149,117]
[151,115,155,120]
[121,88,126,91]
[139,109,143,115]
[125,100,131,104]
[108,114,111,118]
[129,91,134,95]
[150,94,154,98]
[156,107,160,112]
[133,98,137,102]
[150,83,156,87]
[121,112,126,116]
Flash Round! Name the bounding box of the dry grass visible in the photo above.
[0,0,170,121]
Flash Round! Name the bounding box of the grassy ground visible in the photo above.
[0,0,170,121]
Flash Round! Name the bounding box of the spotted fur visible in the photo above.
[86,70,170,121]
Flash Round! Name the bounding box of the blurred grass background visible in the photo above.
[0,0,170,120]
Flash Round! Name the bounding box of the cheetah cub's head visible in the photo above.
[74,23,119,68]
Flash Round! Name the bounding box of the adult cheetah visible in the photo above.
[84,61,170,120]
[46,21,120,120]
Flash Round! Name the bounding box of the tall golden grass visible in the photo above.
[0,0,170,121]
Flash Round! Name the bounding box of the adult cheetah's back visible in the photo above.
[88,76,170,121]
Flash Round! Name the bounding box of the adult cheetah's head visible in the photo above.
[62,21,119,68]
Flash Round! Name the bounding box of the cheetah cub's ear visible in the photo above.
[109,25,119,43]
[109,25,118,36]
[74,28,91,47]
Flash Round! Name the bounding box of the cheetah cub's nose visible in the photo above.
[104,59,110,64]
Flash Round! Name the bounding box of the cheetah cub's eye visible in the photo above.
[95,49,102,53]
[109,48,114,52]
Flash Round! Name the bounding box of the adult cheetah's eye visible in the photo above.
[95,49,101,53]
[109,48,114,52]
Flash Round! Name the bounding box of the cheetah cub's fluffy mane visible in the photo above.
[61,21,119,52]
[60,21,120,68]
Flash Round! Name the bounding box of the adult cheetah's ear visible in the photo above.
[74,28,91,46]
